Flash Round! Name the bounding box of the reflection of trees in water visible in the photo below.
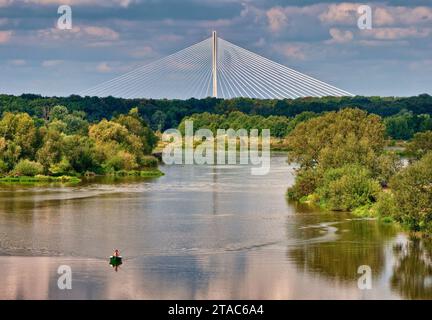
[391,239,432,299]
[288,218,397,282]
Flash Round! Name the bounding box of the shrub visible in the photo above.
[49,157,73,176]
[0,160,7,175]
[287,168,322,200]
[316,165,381,211]
[389,152,432,232]
[12,159,43,177]
[406,130,432,160]
[374,152,402,187]
[140,155,158,168]
[104,150,138,172]
[287,108,386,171]
[373,191,399,218]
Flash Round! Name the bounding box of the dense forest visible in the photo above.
[1,94,432,139]
[0,105,159,182]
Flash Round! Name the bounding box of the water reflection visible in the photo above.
[288,218,398,282]
[391,238,432,299]
[0,155,431,299]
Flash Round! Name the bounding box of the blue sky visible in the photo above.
[0,0,431,97]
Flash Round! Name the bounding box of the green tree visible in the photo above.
[0,112,37,159]
[389,152,432,232]
[89,115,149,172]
[36,129,64,172]
[49,105,69,121]
[151,110,167,132]
[406,131,432,160]
[287,108,386,172]
[385,112,413,140]
[316,165,381,211]
[62,135,98,173]
[12,159,44,176]
[113,107,157,156]
[286,111,317,134]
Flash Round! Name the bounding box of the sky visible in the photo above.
[0,0,431,97]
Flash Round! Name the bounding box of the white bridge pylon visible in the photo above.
[82,31,354,99]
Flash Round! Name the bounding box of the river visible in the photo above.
[0,154,431,299]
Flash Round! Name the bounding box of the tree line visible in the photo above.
[1,94,432,139]
[0,105,158,179]
[177,111,318,138]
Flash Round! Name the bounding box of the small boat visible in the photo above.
[109,255,123,266]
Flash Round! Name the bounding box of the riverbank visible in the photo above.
[0,168,164,184]
[285,108,432,237]
[154,136,290,153]
[0,175,81,184]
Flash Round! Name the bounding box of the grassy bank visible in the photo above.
[0,175,81,184]
[108,168,164,178]
[0,168,164,185]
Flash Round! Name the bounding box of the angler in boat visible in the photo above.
[109,249,123,270]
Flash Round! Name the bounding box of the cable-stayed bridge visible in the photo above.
[82,32,353,100]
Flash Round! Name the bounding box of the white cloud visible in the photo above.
[274,43,306,60]
[42,60,63,67]
[357,39,409,47]
[9,59,26,66]
[409,59,432,71]
[0,0,12,7]
[366,27,431,40]
[266,7,288,32]
[0,30,12,44]
[320,3,432,27]
[129,45,154,58]
[96,62,112,73]
[197,19,234,29]
[254,37,266,48]
[319,2,359,25]
[37,25,119,41]
[376,6,432,26]
[83,26,119,40]
[374,7,395,26]
[327,28,354,43]
[157,34,183,43]
[265,4,323,32]
[17,0,135,7]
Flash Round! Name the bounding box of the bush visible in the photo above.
[287,108,386,171]
[374,152,402,186]
[389,152,432,232]
[12,159,44,177]
[140,155,158,168]
[373,191,399,218]
[104,150,138,172]
[316,165,381,211]
[406,130,432,160]
[0,159,7,175]
[49,157,73,176]
[287,168,322,200]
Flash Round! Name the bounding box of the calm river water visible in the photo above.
[0,155,431,299]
